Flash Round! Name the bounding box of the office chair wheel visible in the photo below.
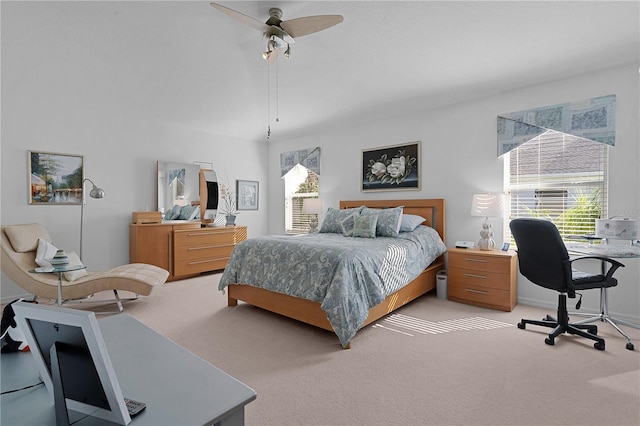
[545,337,554,346]
[517,322,526,329]
[626,342,634,351]
[594,342,605,351]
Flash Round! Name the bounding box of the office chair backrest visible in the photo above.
[509,218,571,292]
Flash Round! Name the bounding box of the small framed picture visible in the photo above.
[501,242,510,251]
[236,180,259,211]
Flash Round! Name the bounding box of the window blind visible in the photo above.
[504,130,608,241]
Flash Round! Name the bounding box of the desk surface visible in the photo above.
[1,313,256,426]
[565,242,640,258]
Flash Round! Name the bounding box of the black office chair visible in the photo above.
[510,218,625,350]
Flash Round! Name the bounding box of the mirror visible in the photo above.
[199,169,219,223]
[157,161,202,220]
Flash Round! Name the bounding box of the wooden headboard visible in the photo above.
[339,199,446,242]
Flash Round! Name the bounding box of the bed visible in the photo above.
[218,199,446,348]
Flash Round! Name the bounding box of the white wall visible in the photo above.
[1,4,269,301]
[2,2,638,324]
[267,64,640,323]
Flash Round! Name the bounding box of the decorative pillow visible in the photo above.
[5,224,52,253]
[361,206,403,237]
[35,239,58,267]
[340,212,358,237]
[169,206,182,220]
[319,207,363,234]
[400,214,426,232]
[352,214,378,238]
[179,205,197,220]
[63,251,88,282]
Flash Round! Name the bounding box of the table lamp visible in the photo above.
[80,178,105,260]
[470,193,504,250]
[302,198,322,233]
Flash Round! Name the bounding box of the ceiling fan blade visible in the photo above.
[280,15,344,38]
[210,3,270,33]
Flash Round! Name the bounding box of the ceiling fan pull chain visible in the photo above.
[275,59,280,123]
[266,61,271,141]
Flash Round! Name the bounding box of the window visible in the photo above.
[284,164,319,234]
[504,130,608,242]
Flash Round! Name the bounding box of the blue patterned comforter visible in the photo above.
[219,226,446,347]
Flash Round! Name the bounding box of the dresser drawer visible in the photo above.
[447,283,512,310]
[448,251,512,274]
[174,257,230,276]
[174,229,237,247]
[448,267,512,291]
[174,244,235,262]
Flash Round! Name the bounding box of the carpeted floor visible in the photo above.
[28,274,640,425]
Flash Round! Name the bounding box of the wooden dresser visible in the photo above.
[173,226,247,278]
[447,247,518,311]
[130,223,247,281]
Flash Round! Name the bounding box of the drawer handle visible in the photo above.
[465,288,488,295]
[188,257,228,265]
[464,273,488,279]
[464,258,488,263]
[188,244,234,250]
[186,231,234,236]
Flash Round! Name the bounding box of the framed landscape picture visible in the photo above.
[28,151,84,204]
[361,141,420,191]
[237,180,259,211]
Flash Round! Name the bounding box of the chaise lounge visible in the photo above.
[1,223,168,312]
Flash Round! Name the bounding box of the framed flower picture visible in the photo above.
[361,141,420,191]
[28,151,84,204]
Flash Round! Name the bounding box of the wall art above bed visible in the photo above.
[361,141,420,192]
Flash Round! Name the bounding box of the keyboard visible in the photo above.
[124,398,146,417]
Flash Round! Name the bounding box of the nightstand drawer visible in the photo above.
[448,251,512,274]
[448,283,512,310]
[448,267,511,291]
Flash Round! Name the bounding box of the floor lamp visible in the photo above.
[80,178,105,261]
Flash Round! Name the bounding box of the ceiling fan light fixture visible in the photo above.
[284,45,291,59]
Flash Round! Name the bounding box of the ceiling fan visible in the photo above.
[210,3,344,62]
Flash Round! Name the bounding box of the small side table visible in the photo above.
[447,247,518,311]
[29,265,86,306]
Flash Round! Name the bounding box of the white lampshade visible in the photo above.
[302,198,323,215]
[470,193,504,218]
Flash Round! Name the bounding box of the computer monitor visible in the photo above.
[12,302,131,425]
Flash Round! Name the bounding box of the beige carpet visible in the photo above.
[41,274,640,425]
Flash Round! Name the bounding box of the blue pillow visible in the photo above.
[179,205,196,220]
[400,214,426,232]
[352,214,378,238]
[340,212,358,237]
[319,207,363,234]
[361,206,403,237]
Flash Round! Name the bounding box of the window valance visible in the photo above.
[497,94,616,156]
[280,147,321,177]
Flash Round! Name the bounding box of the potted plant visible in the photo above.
[219,181,239,226]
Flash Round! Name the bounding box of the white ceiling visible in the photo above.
[66,1,640,143]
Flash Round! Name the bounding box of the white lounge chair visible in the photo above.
[2,223,168,312]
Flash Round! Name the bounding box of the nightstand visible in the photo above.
[447,247,518,311]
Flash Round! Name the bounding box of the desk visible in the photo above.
[1,314,256,425]
[566,242,640,350]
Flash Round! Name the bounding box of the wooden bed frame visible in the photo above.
[226,198,446,348]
